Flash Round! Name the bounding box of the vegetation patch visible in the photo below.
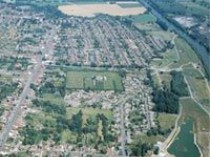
[66,70,123,91]
[128,13,157,24]
[157,113,177,130]
[170,71,189,97]
[183,67,210,111]
[152,87,179,114]
[67,107,113,123]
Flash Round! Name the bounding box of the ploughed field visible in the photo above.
[58,3,146,17]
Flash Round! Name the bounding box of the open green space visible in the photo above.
[129,13,156,24]
[148,30,173,41]
[132,134,165,144]
[67,107,113,124]
[66,70,123,91]
[179,98,210,157]
[151,50,178,68]
[168,38,201,68]
[179,1,209,15]
[159,72,172,88]
[151,37,202,69]
[183,66,210,112]
[23,100,115,148]
[41,93,65,105]
[157,113,177,130]
[168,119,200,157]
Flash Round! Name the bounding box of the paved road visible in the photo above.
[120,101,126,157]
[0,63,41,150]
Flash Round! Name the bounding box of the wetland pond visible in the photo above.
[168,119,200,157]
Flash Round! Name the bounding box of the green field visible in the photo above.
[157,113,177,130]
[118,3,142,8]
[180,1,209,15]
[151,37,202,69]
[41,93,65,105]
[183,67,210,112]
[127,13,156,24]
[67,107,113,123]
[66,70,123,91]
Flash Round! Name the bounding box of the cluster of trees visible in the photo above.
[0,82,18,103]
[147,126,172,137]
[32,99,66,115]
[21,126,53,145]
[149,70,188,114]
[37,71,66,97]
[22,105,114,149]
[39,81,65,97]
[129,139,152,157]
[0,57,29,71]
[156,19,168,31]
[152,87,179,114]
[170,71,189,97]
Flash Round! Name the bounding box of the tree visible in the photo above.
[69,110,83,135]
[152,87,179,114]
[129,139,151,156]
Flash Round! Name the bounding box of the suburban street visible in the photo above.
[0,62,42,150]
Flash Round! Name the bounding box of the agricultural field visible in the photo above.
[2,0,71,6]
[58,3,146,17]
[66,70,123,91]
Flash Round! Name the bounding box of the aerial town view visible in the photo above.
[0,0,209,157]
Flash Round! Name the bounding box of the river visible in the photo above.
[168,119,200,157]
[139,0,210,77]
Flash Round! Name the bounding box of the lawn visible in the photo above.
[67,107,113,124]
[41,93,65,105]
[61,130,77,144]
[132,134,165,144]
[159,72,172,89]
[148,30,173,41]
[183,67,210,112]
[66,70,123,91]
[130,13,157,23]
[157,113,177,130]
[151,72,161,87]
[134,23,160,32]
[168,38,201,68]
[0,74,12,83]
